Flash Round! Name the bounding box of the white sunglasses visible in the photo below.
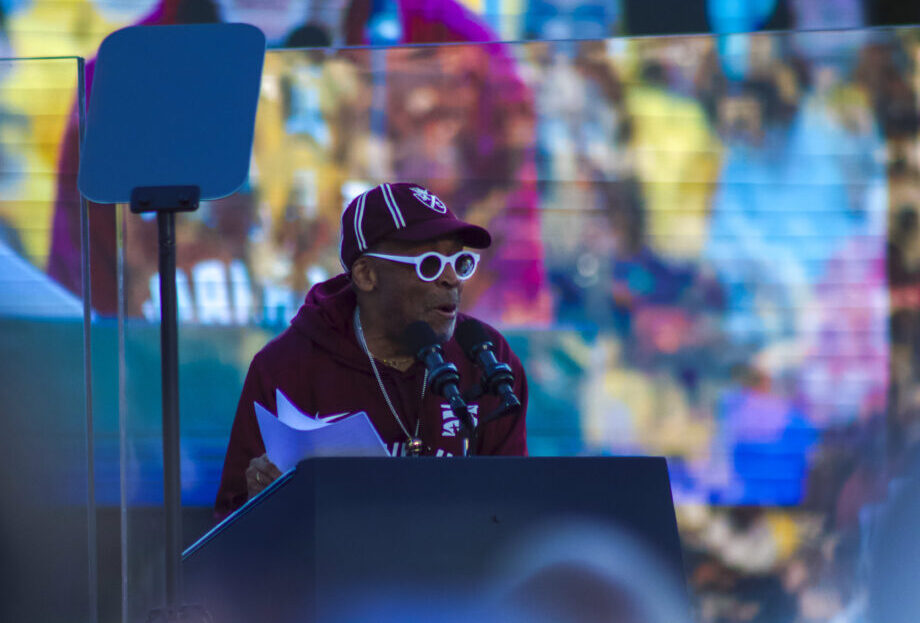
[363,250,481,281]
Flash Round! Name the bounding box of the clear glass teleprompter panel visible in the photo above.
[0,56,94,622]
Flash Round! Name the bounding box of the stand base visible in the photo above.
[145,604,213,623]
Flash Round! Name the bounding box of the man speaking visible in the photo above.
[215,182,528,519]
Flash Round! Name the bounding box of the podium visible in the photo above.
[183,457,687,622]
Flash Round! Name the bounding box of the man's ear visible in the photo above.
[350,257,377,293]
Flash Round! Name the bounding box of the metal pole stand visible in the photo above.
[130,185,211,623]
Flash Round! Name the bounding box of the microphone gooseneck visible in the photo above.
[404,321,460,398]
[455,318,521,419]
[404,321,475,454]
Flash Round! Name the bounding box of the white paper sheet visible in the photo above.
[254,396,388,472]
[275,389,327,430]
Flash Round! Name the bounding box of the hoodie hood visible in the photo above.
[290,273,368,369]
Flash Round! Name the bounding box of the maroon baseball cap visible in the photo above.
[339,182,491,270]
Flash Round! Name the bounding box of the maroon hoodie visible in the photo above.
[214,274,528,518]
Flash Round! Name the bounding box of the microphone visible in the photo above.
[455,318,521,416]
[404,321,475,448]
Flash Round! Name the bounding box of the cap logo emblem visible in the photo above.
[411,187,447,214]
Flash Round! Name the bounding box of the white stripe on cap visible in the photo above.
[338,227,347,271]
[381,183,406,228]
[355,191,368,250]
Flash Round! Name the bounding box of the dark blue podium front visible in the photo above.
[182,457,685,622]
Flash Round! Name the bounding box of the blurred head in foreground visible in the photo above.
[485,520,692,623]
[327,519,691,623]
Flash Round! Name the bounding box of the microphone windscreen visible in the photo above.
[403,320,440,357]
[455,318,490,361]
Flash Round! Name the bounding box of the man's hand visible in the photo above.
[246,453,282,498]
